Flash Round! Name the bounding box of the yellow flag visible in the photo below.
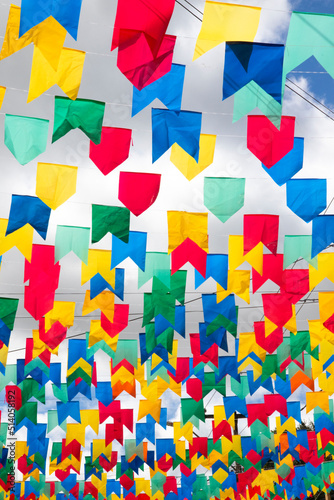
[193,2,261,60]
[138,399,161,423]
[0,345,9,370]
[0,87,5,110]
[33,328,60,355]
[318,372,334,394]
[284,304,297,334]
[92,439,112,462]
[0,218,34,261]
[82,290,115,322]
[28,46,85,102]
[238,357,262,377]
[213,405,235,428]
[309,254,334,289]
[306,391,330,414]
[318,291,334,322]
[88,319,119,351]
[92,475,107,498]
[213,468,228,484]
[66,424,86,447]
[135,479,151,497]
[253,469,278,493]
[67,358,93,378]
[309,320,334,350]
[167,211,208,252]
[175,440,186,460]
[173,422,193,444]
[228,235,263,274]
[36,162,78,209]
[276,416,296,437]
[44,301,76,331]
[170,134,216,180]
[81,250,115,285]
[66,410,99,446]
[238,332,266,362]
[0,5,66,69]
[217,269,250,303]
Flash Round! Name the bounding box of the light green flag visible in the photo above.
[204,177,245,223]
[283,12,334,94]
[5,114,49,165]
[113,339,138,368]
[230,375,249,400]
[138,252,171,289]
[151,472,166,495]
[47,410,67,433]
[233,81,282,128]
[55,225,90,264]
[283,235,318,269]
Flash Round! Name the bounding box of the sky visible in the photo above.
[0,0,334,482]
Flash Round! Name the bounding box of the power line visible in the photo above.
[284,86,334,121]
[286,77,334,116]
[181,0,203,15]
[175,0,202,22]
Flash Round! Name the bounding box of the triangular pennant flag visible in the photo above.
[52,96,105,144]
[55,225,90,264]
[0,5,66,69]
[92,205,130,244]
[170,134,216,180]
[247,115,295,168]
[5,114,49,165]
[6,195,51,240]
[152,109,202,163]
[89,127,132,175]
[28,46,85,102]
[36,163,78,210]
[19,0,83,40]
[193,2,261,60]
[132,64,185,116]
[118,172,161,216]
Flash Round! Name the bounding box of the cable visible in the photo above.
[175,0,202,22]
[181,0,203,15]
[286,77,334,116]
[285,84,334,121]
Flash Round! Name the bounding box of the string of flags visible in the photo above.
[0,1,334,499]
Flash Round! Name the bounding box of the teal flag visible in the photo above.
[204,177,245,223]
[55,225,90,264]
[5,114,49,165]
[283,235,318,269]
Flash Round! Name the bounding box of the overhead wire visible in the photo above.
[286,77,334,115]
[181,0,204,15]
[175,0,203,22]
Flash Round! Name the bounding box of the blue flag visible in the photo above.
[111,231,147,271]
[286,178,327,222]
[6,195,51,240]
[132,64,185,116]
[152,109,201,162]
[223,42,285,103]
[312,215,334,257]
[20,0,83,39]
[261,137,304,186]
